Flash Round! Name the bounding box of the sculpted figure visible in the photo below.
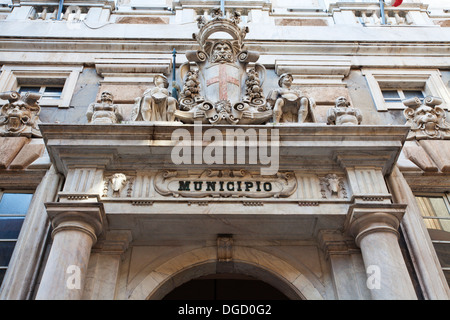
[267,73,316,124]
[327,96,362,126]
[86,91,123,124]
[403,96,450,140]
[0,91,42,137]
[131,75,177,122]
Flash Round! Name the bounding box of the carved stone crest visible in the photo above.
[175,9,272,124]
[0,91,42,137]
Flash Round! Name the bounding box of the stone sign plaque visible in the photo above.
[154,169,297,198]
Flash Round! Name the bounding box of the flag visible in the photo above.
[386,0,403,6]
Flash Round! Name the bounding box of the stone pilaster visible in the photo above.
[318,230,370,300]
[35,202,106,300]
[346,203,417,300]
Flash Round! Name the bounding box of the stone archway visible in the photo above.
[127,246,324,300]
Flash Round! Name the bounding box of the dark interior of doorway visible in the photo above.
[163,274,290,300]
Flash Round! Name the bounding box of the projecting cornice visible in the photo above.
[0,22,449,67]
[39,123,409,177]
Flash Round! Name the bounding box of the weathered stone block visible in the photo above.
[419,140,450,172]
[0,137,29,169]
[9,143,45,169]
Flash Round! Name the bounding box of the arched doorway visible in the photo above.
[163,273,290,300]
[127,246,324,300]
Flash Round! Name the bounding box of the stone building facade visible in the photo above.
[0,0,449,300]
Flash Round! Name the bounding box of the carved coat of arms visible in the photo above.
[175,10,272,125]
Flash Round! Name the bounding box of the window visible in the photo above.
[362,68,450,111]
[18,86,63,100]
[0,192,33,286]
[382,89,425,103]
[0,65,83,108]
[415,194,450,287]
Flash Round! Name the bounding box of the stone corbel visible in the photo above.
[318,230,358,260]
[92,230,132,256]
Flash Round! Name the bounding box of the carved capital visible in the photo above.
[45,202,107,244]
[345,203,407,247]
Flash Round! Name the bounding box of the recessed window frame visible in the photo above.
[0,65,83,108]
[362,68,450,111]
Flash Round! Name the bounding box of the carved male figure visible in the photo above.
[86,91,123,124]
[131,75,178,122]
[0,91,42,137]
[267,73,315,124]
[326,96,362,126]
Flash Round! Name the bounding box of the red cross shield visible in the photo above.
[204,63,240,103]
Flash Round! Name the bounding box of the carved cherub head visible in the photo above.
[0,91,42,137]
[403,96,449,139]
